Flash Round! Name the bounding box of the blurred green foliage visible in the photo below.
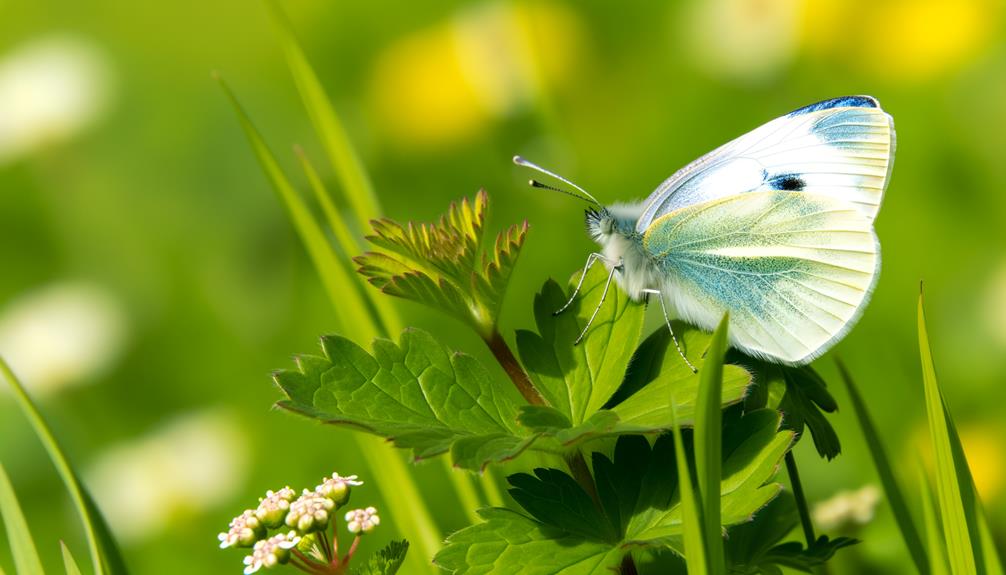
[2,0,1005,573]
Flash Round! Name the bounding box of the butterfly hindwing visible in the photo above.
[634,96,894,233]
[642,191,879,365]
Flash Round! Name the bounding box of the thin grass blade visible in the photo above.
[216,75,378,342]
[694,314,728,574]
[1,357,127,575]
[670,390,708,573]
[918,290,979,574]
[947,408,1003,574]
[920,466,950,575]
[265,0,381,231]
[61,541,84,575]
[0,462,44,575]
[837,358,929,574]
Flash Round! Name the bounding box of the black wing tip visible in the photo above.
[788,96,880,117]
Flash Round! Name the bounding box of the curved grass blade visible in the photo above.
[1,357,127,575]
[61,541,84,575]
[216,75,379,343]
[694,314,728,574]
[670,389,707,573]
[837,358,929,574]
[265,0,381,231]
[0,462,44,575]
[918,289,980,574]
[920,466,949,575]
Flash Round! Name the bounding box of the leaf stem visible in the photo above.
[785,451,816,545]
[620,554,639,575]
[565,450,601,510]
[485,330,545,405]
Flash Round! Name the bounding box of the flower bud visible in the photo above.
[285,490,335,534]
[344,506,380,534]
[315,473,363,506]
[242,531,300,574]
[218,509,266,549]
[255,487,296,528]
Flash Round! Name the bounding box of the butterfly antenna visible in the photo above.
[513,155,601,206]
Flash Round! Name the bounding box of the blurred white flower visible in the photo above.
[813,484,882,531]
[88,410,249,541]
[0,282,127,396]
[679,0,800,82]
[0,34,112,164]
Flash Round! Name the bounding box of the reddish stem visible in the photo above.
[485,330,545,405]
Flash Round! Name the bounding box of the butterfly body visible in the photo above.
[520,95,894,366]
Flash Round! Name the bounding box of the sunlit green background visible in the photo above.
[2,0,1005,572]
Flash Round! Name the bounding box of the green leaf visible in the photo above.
[275,328,535,470]
[693,314,728,574]
[670,401,707,575]
[435,508,622,574]
[920,467,950,575]
[739,357,840,460]
[837,359,929,574]
[0,357,128,575]
[436,411,794,572]
[918,290,981,574]
[0,462,44,575]
[351,539,410,575]
[355,191,528,338]
[217,75,380,342]
[264,0,381,231]
[61,542,84,575]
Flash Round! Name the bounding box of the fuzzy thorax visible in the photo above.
[585,203,662,301]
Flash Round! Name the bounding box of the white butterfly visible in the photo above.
[517,96,895,368]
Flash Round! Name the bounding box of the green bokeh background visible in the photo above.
[2,0,1004,573]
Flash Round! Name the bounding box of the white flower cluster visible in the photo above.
[242,531,300,574]
[218,510,264,549]
[345,506,380,534]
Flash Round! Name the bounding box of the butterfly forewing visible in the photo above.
[635,96,894,233]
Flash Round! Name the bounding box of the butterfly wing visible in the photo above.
[643,191,879,365]
[635,96,894,234]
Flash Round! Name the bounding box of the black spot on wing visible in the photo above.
[787,96,879,117]
[767,173,805,191]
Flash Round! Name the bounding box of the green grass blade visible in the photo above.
[0,462,44,575]
[670,387,707,573]
[920,466,950,575]
[947,409,1003,574]
[978,508,1003,575]
[295,147,402,336]
[837,358,929,574]
[918,290,979,574]
[61,541,84,575]
[1,357,125,575]
[694,314,728,574]
[217,75,378,342]
[265,0,381,231]
[440,458,483,525]
[479,472,506,508]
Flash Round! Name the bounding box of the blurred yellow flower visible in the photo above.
[912,420,1004,503]
[0,282,127,396]
[369,1,581,150]
[88,410,249,541]
[0,35,112,164]
[679,0,801,82]
[802,0,999,81]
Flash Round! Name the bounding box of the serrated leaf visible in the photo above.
[274,328,534,470]
[739,356,840,460]
[351,539,409,575]
[0,462,44,575]
[355,191,527,338]
[436,410,793,572]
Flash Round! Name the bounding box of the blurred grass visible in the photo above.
[0,0,1004,572]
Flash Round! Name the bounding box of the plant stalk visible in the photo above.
[620,554,639,575]
[485,330,545,405]
[785,451,816,545]
[566,450,602,510]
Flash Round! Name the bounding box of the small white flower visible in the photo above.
[218,509,263,549]
[345,506,380,534]
[242,531,300,574]
[255,487,296,528]
[285,490,336,533]
[813,485,882,531]
[315,472,362,505]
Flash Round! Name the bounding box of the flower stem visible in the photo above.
[620,553,639,575]
[485,330,545,405]
[292,550,329,575]
[785,451,816,545]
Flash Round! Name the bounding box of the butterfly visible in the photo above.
[516,95,895,369]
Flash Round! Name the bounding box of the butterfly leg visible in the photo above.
[573,259,621,345]
[554,252,610,316]
[641,288,697,373]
